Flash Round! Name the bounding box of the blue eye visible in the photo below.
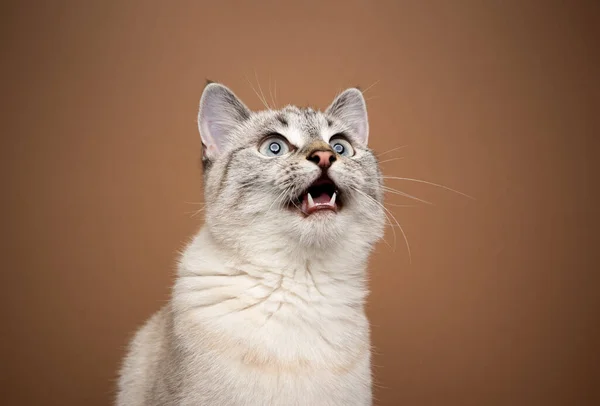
[330,138,354,157]
[269,142,281,154]
[259,136,290,157]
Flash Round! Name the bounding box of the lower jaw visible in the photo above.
[287,206,340,217]
[304,208,338,217]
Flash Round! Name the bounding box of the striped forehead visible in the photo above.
[273,107,337,147]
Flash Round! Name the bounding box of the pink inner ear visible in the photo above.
[199,116,223,158]
[202,143,217,159]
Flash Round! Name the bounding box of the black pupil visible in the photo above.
[333,143,344,154]
[269,142,281,153]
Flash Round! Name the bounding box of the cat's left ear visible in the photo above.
[198,82,251,160]
[325,88,369,146]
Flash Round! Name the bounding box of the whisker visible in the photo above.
[378,235,393,250]
[264,186,292,217]
[268,75,277,109]
[289,199,301,210]
[375,145,408,157]
[254,69,271,110]
[270,188,290,211]
[361,80,380,94]
[377,157,405,164]
[352,187,411,262]
[354,188,396,250]
[385,203,418,208]
[382,177,475,200]
[244,74,270,110]
[187,207,205,218]
[381,186,433,205]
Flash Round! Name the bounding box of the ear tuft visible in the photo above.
[325,88,369,145]
[197,83,251,160]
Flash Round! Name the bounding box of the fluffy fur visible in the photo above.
[116,82,386,406]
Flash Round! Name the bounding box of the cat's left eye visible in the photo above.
[329,137,354,157]
[259,136,290,157]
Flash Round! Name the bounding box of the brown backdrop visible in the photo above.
[2,1,598,405]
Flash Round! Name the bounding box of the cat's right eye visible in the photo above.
[259,136,290,157]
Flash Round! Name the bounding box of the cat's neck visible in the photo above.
[180,226,371,280]
[174,226,372,314]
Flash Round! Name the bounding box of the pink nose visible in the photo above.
[308,150,336,168]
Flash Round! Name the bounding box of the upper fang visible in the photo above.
[307,193,315,208]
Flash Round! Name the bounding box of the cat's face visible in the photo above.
[198,83,385,257]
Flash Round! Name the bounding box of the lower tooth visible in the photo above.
[329,192,337,206]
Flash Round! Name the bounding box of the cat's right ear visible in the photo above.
[198,82,251,161]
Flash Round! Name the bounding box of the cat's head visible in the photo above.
[197,82,385,260]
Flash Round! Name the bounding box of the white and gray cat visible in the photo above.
[116,82,386,406]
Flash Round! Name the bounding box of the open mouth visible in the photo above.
[297,176,341,215]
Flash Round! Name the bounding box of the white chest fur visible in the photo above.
[170,229,374,405]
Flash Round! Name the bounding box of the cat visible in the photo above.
[116,81,386,406]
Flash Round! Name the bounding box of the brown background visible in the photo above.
[2,1,598,405]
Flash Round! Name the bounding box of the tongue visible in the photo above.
[313,192,331,204]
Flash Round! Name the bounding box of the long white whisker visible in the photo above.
[268,75,277,109]
[254,70,271,110]
[361,80,380,94]
[386,203,418,207]
[245,74,270,110]
[184,201,206,218]
[382,177,475,200]
[352,187,411,262]
[380,236,393,250]
[376,145,408,157]
[381,186,433,205]
[378,157,405,164]
[188,207,205,218]
[352,187,396,250]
